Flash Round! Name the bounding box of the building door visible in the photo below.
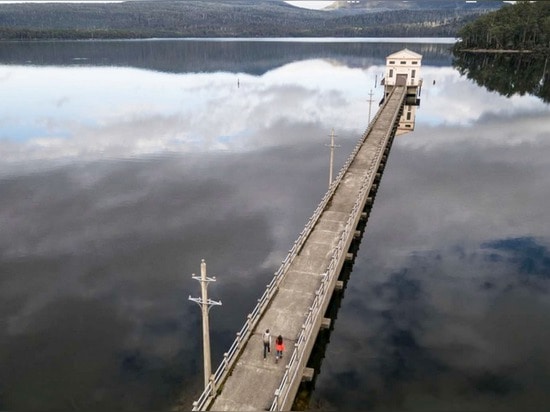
[396,74,407,86]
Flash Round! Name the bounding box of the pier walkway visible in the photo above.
[192,85,408,411]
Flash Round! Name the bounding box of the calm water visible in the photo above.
[1,39,549,411]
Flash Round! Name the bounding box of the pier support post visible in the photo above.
[302,367,315,382]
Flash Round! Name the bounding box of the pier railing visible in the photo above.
[268,86,404,411]
[191,87,401,412]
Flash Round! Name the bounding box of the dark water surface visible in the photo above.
[1,39,549,411]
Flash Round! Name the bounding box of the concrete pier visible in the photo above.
[190,85,408,411]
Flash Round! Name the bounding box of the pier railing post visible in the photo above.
[273,389,280,411]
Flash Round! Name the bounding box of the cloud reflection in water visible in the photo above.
[0,60,370,169]
[1,46,550,411]
[309,82,550,410]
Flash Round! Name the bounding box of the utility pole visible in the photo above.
[189,259,222,389]
[325,128,340,188]
[367,89,374,125]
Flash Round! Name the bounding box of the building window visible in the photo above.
[411,69,416,79]
[412,61,418,65]
[389,69,393,78]
[389,60,395,64]
[406,112,411,120]
[400,61,406,64]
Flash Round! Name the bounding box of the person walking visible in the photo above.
[262,329,271,359]
[275,335,285,363]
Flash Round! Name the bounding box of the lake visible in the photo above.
[1,38,549,411]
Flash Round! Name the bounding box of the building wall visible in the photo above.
[396,104,417,136]
[384,54,422,87]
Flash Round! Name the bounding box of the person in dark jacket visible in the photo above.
[262,329,271,359]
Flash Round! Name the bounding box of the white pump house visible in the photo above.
[381,48,423,136]
[384,48,422,87]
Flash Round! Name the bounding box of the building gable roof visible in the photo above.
[387,48,422,60]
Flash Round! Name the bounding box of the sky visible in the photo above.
[0,1,124,3]
[285,0,337,10]
[0,0,335,5]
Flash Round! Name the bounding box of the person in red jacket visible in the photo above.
[275,335,285,363]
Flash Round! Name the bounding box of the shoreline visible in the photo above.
[0,36,458,43]
[458,48,532,54]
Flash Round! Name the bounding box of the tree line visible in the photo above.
[0,0,500,40]
[454,1,550,54]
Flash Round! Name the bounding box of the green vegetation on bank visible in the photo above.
[454,1,550,54]
[452,1,549,103]
[0,0,501,40]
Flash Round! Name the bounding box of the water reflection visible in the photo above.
[396,104,418,135]
[309,56,550,410]
[1,40,550,412]
[0,147,332,411]
[0,39,453,74]
[452,51,550,103]
[0,59,374,174]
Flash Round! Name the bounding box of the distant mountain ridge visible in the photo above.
[0,0,507,40]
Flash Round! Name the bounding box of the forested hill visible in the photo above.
[454,1,550,53]
[0,0,505,40]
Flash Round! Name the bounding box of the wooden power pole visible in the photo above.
[189,259,222,389]
[326,128,340,188]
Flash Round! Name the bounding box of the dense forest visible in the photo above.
[0,0,504,40]
[452,1,549,104]
[454,1,550,54]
